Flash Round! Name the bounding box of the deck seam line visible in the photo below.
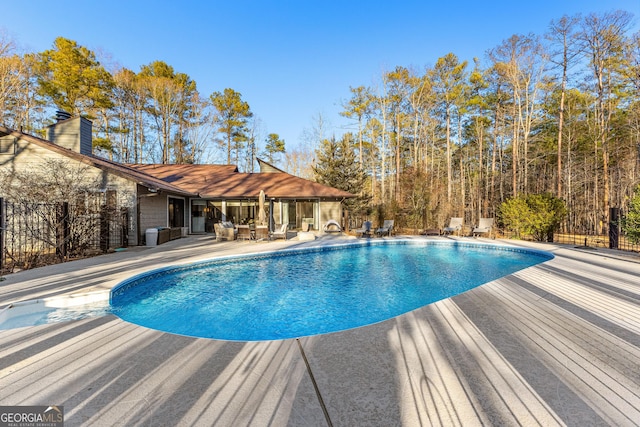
[296,338,333,427]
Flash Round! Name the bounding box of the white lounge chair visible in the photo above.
[354,220,372,238]
[473,218,494,237]
[375,220,394,237]
[270,223,288,240]
[443,217,463,235]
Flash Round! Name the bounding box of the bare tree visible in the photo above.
[429,53,468,203]
[341,86,373,169]
[489,34,548,196]
[547,14,582,197]
[579,10,633,229]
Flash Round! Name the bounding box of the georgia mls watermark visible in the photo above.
[0,406,63,427]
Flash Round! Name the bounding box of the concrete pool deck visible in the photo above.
[1,235,639,426]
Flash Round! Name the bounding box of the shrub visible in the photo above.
[622,185,640,244]
[499,197,531,239]
[499,193,567,242]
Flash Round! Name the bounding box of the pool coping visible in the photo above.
[1,235,639,426]
[110,238,554,298]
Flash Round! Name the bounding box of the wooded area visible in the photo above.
[337,10,640,233]
[1,10,639,234]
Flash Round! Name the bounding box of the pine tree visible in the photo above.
[36,37,113,116]
[210,88,252,165]
[263,133,285,164]
[313,134,370,215]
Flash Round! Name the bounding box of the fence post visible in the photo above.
[609,207,620,249]
[0,197,4,275]
[121,208,129,248]
[56,202,69,259]
[100,204,109,253]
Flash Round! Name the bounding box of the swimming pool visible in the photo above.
[110,240,553,341]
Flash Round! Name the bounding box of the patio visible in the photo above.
[1,235,639,426]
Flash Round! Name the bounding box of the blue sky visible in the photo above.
[3,1,639,152]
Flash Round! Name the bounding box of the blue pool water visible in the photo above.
[110,241,552,341]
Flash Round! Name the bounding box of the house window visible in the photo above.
[73,191,103,215]
[226,200,257,225]
[190,200,223,233]
[206,201,224,229]
[298,200,318,230]
[169,198,185,228]
[191,200,206,233]
[281,199,318,230]
[0,137,15,155]
[105,189,117,208]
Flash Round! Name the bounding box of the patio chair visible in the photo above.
[255,225,268,241]
[472,218,494,237]
[443,217,463,235]
[236,224,251,240]
[270,223,288,240]
[375,220,394,237]
[354,220,372,238]
[214,222,236,241]
[323,219,342,233]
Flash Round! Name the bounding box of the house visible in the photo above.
[0,114,353,247]
[130,161,353,234]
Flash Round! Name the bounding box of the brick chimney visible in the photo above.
[46,111,93,155]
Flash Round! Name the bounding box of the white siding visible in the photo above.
[139,193,168,232]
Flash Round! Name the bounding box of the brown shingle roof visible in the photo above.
[129,164,355,199]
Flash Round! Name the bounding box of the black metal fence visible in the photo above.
[551,207,638,253]
[498,207,639,253]
[1,197,129,274]
[495,229,640,253]
[552,231,639,253]
[353,208,640,255]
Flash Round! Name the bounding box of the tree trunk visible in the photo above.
[446,107,452,203]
